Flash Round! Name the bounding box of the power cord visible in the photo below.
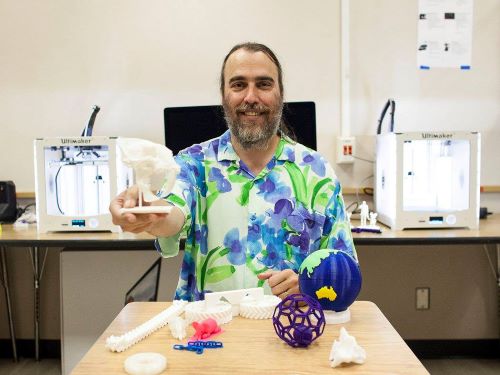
[355,174,374,205]
[352,155,374,164]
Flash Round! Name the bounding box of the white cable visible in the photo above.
[483,244,498,282]
[355,174,374,207]
[106,300,188,352]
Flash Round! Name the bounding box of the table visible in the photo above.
[70,301,429,374]
[0,225,155,361]
[351,214,500,246]
[1,214,499,361]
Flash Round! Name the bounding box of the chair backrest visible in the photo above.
[164,101,316,155]
[124,258,161,305]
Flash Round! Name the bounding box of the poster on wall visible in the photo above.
[417,0,473,69]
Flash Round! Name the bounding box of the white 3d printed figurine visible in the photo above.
[167,316,187,340]
[369,212,378,227]
[359,201,369,227]
[329,327,367,368]
[118,138,180,215]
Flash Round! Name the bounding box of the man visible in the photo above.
[110,42,356,301]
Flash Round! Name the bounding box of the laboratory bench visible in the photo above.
[1,214,499,370]
[71,301,429,375]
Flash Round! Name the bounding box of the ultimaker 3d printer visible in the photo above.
[34,106,132,232]
[373,99,480,230]
[375,131,480,230]
[34,136,132,232]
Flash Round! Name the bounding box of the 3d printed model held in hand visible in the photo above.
[118,138,180,215]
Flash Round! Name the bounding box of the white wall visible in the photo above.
[1,0,498,194]
[0,0,499,344]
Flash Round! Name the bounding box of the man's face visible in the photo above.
[222,49,283,150]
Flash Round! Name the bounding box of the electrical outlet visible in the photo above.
[416,287,430,310]
[336,136,355,164]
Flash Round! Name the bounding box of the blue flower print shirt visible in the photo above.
[156,130,357,301]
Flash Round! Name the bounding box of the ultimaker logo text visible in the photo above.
[60,138,92,144]
[421,133,453,139]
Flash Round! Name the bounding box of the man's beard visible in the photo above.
[223,99,283,150]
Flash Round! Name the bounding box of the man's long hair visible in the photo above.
[219,42,296,141]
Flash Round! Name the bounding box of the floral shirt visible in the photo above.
[156,130,357,301]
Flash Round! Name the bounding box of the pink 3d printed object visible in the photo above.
[191,318,222,341]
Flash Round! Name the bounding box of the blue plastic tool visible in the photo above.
[187,340,223,348]
[173,344,204,354]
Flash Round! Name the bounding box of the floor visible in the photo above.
[0,358,60,375]
[1,358,500,374]
[422,359,500,375]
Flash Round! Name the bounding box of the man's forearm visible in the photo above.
[147,205,185,237]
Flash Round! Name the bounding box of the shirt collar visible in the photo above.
[217,129,297,163]
[276,134,296,162]
[217,130,238,161]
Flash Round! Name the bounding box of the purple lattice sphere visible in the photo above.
[272,293,326,348]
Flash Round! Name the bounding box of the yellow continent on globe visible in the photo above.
[315,286,337,301]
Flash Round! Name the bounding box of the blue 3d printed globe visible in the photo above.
[298,249,362,324]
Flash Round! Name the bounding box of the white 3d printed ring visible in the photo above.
[124,352,167,375]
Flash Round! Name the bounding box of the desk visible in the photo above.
[2,214,499,246]
[0,226,155,361]
[70,301,429,374]
[1,215,499,362]
[351,214,500,246]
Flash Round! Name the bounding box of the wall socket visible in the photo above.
[336,136,355,164]
[416,287,430,310]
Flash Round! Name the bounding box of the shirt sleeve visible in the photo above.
[317,163,358,262]
[155,153,197,258]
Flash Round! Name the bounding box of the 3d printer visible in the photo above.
[34,136,132,232]
[375,131,480,230]
[373,100,480,230]
[34,106,132,232]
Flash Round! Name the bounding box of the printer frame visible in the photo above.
[375,131,480,230]
[34,136,130,232]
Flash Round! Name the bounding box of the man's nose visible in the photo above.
[243,85,259,104]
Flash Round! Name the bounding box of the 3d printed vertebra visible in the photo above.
[105,300,187,352]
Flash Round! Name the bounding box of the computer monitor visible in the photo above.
[164,101,316,155]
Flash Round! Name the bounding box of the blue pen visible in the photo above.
[351,227,382,234]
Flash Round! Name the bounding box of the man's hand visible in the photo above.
[257,269,300,300]
[109,186,167,234]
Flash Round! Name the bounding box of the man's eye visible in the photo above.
[231,82,245,90]
[258,81,273,89]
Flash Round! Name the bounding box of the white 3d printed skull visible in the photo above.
[329,327,367,368]
[118,138,180,203]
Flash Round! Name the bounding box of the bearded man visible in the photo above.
[110,42,356,301]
